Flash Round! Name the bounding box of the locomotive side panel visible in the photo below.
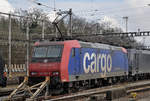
[60,40,81,82]
[68,48,81,75]
[68,47,128,81]
[138,50,150,74]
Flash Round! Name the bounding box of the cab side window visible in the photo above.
[72,48,75,57]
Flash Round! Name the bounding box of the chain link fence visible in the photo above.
[0,12,55,77]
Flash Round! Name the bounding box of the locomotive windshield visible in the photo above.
[33,47,47,58]
[32,45,63,62]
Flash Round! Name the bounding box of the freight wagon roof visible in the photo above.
[128,49,150,54]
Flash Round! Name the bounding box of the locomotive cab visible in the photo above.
[29,40,80,93]
[29,42,63,77]
[29,40,80,83]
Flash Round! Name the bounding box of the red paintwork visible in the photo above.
[122,47,127,53]
[34,41,63,46]
[60,40,81,82]
[29,40,81,82]
[29,62,60,77]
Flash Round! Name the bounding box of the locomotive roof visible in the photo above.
[78,41,123,51]
[34,40,126,52]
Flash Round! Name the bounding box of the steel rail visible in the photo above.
[45,80,150,101]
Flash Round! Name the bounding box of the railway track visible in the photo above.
[0,85,18,97]
[1,80,150,101]
[41,80,150,101]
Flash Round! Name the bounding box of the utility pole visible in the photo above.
[68,9,72,37]
[96,23,99,35]
[54,0,56,11]
[8,14,12,77]
[42,20,45,40]
[55,25,58,38]
[123,16,128,32]
[53,0,58,38]
[26,18,30,76]
[137,28,140,35]
[138,28,146,46]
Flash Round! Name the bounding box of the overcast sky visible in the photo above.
[1,0,150,45]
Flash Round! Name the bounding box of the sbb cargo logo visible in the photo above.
[83,52,112,76]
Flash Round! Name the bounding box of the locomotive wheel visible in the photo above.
[50,76,64,95]
[0,77,7,87]
[18,77,24,84]
[51,83,64,95]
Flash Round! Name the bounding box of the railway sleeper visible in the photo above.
[106,87,127,100]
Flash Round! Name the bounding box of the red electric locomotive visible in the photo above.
[28,40,128,94]
[29,40,80,93]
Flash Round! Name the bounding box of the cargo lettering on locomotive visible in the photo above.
[83,52,112,75]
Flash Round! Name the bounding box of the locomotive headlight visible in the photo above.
[52,72,59,76]
[31,72,38,75]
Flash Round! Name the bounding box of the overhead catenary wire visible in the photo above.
[26,0,150,24]
[28,0,55,10]
[28,0,60,11]
[73,7,150,24]
[74,5,149,15]
[73,5,150,21]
